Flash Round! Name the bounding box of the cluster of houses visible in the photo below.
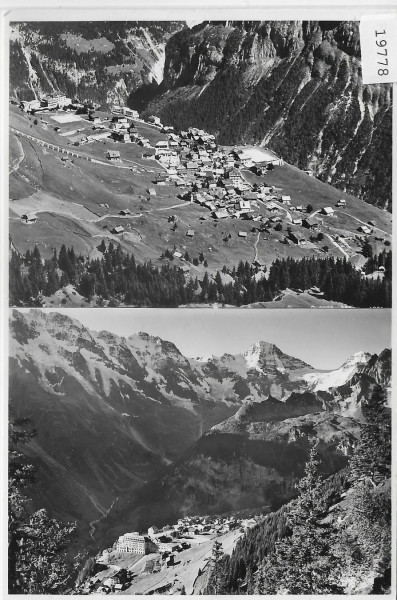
[82,513,260,594]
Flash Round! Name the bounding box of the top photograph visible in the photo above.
[8,20,392,308]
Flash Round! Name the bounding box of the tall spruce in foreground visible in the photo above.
[341,384,391,592]
[204,540,227,595]
[9,418,76,594]
[256,444,344,594]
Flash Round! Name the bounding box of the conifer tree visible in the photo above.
[258,444,343,594]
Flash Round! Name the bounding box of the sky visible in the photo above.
[36,308,391,370]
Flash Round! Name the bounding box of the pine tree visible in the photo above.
[339,384,391,590]
[206,541,226,594]
[259,444,343,594]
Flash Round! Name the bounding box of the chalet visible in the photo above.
[281,195,291,203]
[228,168,242,186]
[236,199,251,211]
[111,226,125,234]
[244,192,258,202]
[147,188,157,196]
[173,251,183,259]
[322,206,335,216]
[289,232,306,245]
[112,131,131,143]
[186,230,195,237]
[148,115,162,126]
[302,217,319,229]
[296,205,304,211]
[213,209,229,219]
[336,198,346,207]
[106,150,120,162]
[238,231,248,238]
[266,202,279,212]
[21,212,37,225]
[155,140,169,149]
[358,225,372,234]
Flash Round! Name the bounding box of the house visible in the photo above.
[244,192,258,202]
[281,195,291,203]
[111,226,125,234]
[213,209,229,219]
[358,225,372,235]
[21,212,37,224]
[322,206,335,216]
[106,150,121,162]
[289,231,306,245]
[148,115,162,126]
[302,217,319,229]
[173,251,183,259]
[119,209,131,216]
[266,202,279,212]
[236,199,251,212]
[156,175,168,185]
[186,230,195,237]
[147,188,157,196]
[238,231,248,238]
[155,140,169,149]
[336,198,346,207]
[228,167,242,185]
[112,131,131,143]
[292,218,302,225]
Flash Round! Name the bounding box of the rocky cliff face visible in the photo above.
[136,20,392,210]
[9,21,185,107]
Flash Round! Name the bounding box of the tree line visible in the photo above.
[9,243,391,308]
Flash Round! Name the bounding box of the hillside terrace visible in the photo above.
[10,100,392,278]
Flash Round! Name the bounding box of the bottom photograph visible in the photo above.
[8,308,391,595]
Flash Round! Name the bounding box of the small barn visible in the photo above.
[303,217,319,229]
[238,231,248,238]
[322,207,335,216]
[106,150,120,162]
[111,225,125,234]
[186,230,195,237]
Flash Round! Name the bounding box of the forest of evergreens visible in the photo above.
[9,243,391,308]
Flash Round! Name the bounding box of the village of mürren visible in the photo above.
[7,19,392,597]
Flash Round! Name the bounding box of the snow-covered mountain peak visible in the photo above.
[341,351,371,368]
[303,351,371,392]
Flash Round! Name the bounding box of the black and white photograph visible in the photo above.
[4,8,394,598]
[8,308,392,594]
[8,19,392,309]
